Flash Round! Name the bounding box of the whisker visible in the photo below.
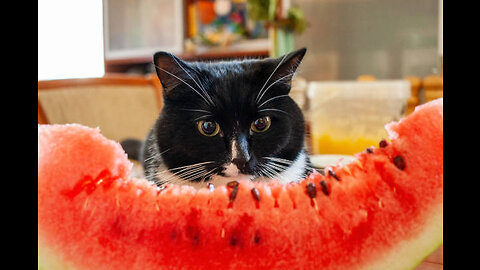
[257,108,292,117]
[153,64,212,107]
[201,167,218,182]
[266,157,316,173]
[159,161,215,174]
[177,169,208,183]
[159,167,206,185]
[256,72,295,105]
[194,115,213,122]
[171,57,215,106]
[255,54,288,103]
[262,163,285,182]
[258,94,290,109]
[258,163,281,180]
[155,161,215,182]
[257,164,276,179]
[266,162,288,172]
[179,108,213,114]
[263,157,294,165]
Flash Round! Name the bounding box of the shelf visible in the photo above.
[105,39,271,73]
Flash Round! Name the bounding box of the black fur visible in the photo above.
[123,48,312,185]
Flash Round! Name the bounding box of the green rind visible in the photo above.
[38,238,77,270]
[360,202,443,270]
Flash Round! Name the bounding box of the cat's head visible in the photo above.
[151,48,309,187]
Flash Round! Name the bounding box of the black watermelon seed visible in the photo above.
[328,168,340,181]
[254,234,261,244]
[207,183,215,192]
[170,230,177,240]
[229,186,239,202]
[306,183,317,199]
[251,188,260,202]
[320,180,329,196]
[366,147,373,153]
[230,236,238,246]
[192,234,200,245]
[393,156,406,170]
[379,139,388,148]
[226,181,239,188]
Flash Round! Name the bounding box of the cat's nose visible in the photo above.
[232,158,248,171]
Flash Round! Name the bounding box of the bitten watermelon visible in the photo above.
[38,99,443,270]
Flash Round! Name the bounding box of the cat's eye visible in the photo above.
[251,116,271,133]
[197,120,220,136]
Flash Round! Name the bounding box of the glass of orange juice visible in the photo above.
[307,80,410,155]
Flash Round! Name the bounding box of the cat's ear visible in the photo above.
[153,52,193,94]
[267,48,307,87]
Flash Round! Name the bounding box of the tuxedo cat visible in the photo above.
[122,48,313,189]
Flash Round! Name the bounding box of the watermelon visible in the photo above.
[38,99,443,270]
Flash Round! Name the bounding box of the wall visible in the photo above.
[293,0,439,81]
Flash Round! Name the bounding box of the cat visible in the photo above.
[122,48,313,189]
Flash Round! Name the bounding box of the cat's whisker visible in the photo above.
[194,115,213,122]
[258,94,290,109]
[159,168,205,184]
[172,166,207,179]
[159,161,215,174]
[266,162,288,172]
[177,165,219,184]
[177,169,208,183]
[144,146,175,163]
[201,168,218,182]
[155,161,215,183]
[263,156,294,163]
[171,57,216,106]
[255,54,288,104]
[266,157,316,175]
[257,108,292,117]
[179,108,212,113]
[258,163,281,181]
[154,64,212,107]
[157,160,220,185]
[256,72,296,105]
[262,164,286,182]
[257,165,275,179]
[159,168,205,185]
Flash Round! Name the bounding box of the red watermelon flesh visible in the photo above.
[38,99,443,270]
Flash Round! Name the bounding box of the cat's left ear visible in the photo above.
[267,48,307,87]
[153,51,195,95]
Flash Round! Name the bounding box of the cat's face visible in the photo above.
[150,48,310,188]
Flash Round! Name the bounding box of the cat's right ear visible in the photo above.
[153,52,192,94]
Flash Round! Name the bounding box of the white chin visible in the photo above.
[209,173,254,185]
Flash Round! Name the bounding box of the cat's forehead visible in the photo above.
[192,60,263,78]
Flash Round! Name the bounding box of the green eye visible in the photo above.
[197,120,220,136]
[251,116,271,133]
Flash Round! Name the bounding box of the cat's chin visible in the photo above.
[209,173,255,185]
[176,174,258,190]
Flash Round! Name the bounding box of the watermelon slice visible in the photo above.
[38,99,443,270]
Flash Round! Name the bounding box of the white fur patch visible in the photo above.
[274,151,307,184]
[231,140,238,159]
[223,163,239,177]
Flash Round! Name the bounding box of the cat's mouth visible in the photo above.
[211,162,256,183]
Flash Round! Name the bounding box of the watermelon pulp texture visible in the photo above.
[38,99,443,270]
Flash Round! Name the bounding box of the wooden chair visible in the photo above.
[423,74,443,102]
[38,73,163,143]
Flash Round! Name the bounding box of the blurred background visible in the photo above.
[38,0,443,158]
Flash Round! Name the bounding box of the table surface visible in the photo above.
[415,245,443,269]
